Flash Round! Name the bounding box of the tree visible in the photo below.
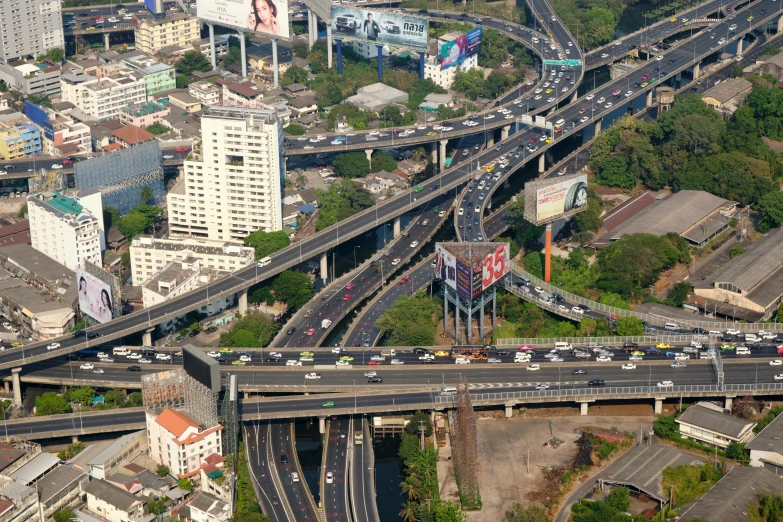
[271,270,314,310]
[431,501,463,522]
[54,508,75,522]
[370,150,398,173]
[615,317,644,336]
[118,212,151,240]
[178,478,193,491]
[47,47,64,62]
[243,230,290,260]
[35,393,70,416]
[653,415,679,440]
[296,174,308,187]
[284,124,306,136]
[759,191,783,232]
[147,496,167,515]
[607,486,630,512]
[139,185,154,204]
[725,442,749,462]
[155,464,170,477]
[292,40,309,58]
[399,500,418,522]
[127,391,143,407]
[730,64,744,78]
[728,245,746,259]
[404,410,434,437]
[333,152,370,178]
[17,203,26,218]
[176,50,212,75]
[67,386,95,405]
[176,75,191,89]
[144,122,170,136]
[315,180,375,231]
[505,503,548,522]
[375,293,442,346]
[666,281,691,308]
[220,312,280,348]
[283,65,308,85]
[104,389,126,407]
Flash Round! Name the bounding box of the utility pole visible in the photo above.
[418,419,427,450]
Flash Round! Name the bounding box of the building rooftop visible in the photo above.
[678,467,783,522]
[39,465,87,504]
[609,191,731,241]
[42,191,83,215]
[133,469,175,490]
[155,408,200,438]
[12,453,60,485]
[121,102,169,118]
[746,406,783,453]
[84,479,145,511]
[702,77,753,104]
[112,125,156,146]
[68,440,113,471]
[131,236,253,258]
[139,12,194,25]
[676,402,755,439]
[190,491,230,517]
[0,445,27,474]
[88,431,145,468]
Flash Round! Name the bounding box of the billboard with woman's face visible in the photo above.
[440,27,482,70]
[76,268,114,324]
[198,0,290,39]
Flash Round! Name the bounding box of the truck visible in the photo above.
[354,430,363,444]
[381,348,396,357]
[304,373,321,380]
[321,318,332,329]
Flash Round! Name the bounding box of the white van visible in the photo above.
[708,330,722,336]
[555,118,565,127]
[291,472,300,483]
[440,386,457,396]
[257,256,272,267]
[514,353,531,362]
[554,342,572,351]
[455,357,471,365]
[664,322,680,331]
[744,333,759,342]
[113,346,131,356]
[736,346,751,355]
[689,341,702,349]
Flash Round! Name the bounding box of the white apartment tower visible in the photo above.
[0,0,64,62]
[168,107,284,242]
[27,189,105,271]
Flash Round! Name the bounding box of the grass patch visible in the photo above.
[493,320,520,342]
[662,463,722,507]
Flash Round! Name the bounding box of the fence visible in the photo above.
[496,334,698,347]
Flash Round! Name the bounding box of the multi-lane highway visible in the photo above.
[323,417,351,522]
[349,416,380,522]
[268,420,320,521]
[245,422,291,521]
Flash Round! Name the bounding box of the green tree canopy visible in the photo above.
[220,312,280,348]
[35,392,70,416]
[243,230,290,260]
[375,292,442,346]
[67,386,95,405]
[607,486,630,512]
[53,508,75,522]
[283,65,308,85]
[615,317,644,336]
[315,180,375,231]
[271,270,314,310]
[284,124,306,136]
[404,411,434,437]
[176,50,212,75]
[333,152,370,179]
[370,151,398,173]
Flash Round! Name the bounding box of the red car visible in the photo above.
[175,147,188,153]
[367,360,381,365]
[306,328,316,336]
[612,89,622,96]
[62,159,72,165]
[342,294,352,301]
[399,276,410,284]
[346,282,355,290]
[393,129,403,133]
[777,346,783,354]
[642,73,650,80]
[529,138,537,144]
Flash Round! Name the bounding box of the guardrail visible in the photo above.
[496,334,701,347]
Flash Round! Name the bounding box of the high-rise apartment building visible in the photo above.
[168,107,284,242]
[0,0,64,63]
[27,189,105,271]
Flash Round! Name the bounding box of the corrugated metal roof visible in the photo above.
[676,403,754,439]
[711,228,783,293]
[12,453,60,485]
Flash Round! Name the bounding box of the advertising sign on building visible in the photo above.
[331,7,428,49]
[198,0,290,39]
[76,268,114,324]
[436,243,509,299]
[144,0,163,15]
[439,27,482,70]
[524,174,589,224]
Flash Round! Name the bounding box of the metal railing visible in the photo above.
[496,334,698,347]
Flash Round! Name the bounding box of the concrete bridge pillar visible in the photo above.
[486,131,494,148]
[3,381,8,394]
[11,369,20,407]
[725,397,734,411]
[320,252,328,283]
[365,149,372,168]
[142,331,152,348]
[308,11,316,50]
[319,416,326,434]
[72,435,79,444]
[778,14,783,33]
[238,289,248,315]
[736,38,743,56]
[572,91,577,103]
[594,118,602,135]
[646,90,653,107]
[393,216,401,238]
[538,154,545,174]
[326,25,333,69]
[439,139,447,170]
[104,33,110,51]
[431,142,437,168]
[654,398,663,415]
[501,125,511,140]
[579,402,589,416]
[505,404,513,418]
[693,63,700,79]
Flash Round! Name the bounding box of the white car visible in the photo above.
[93,368,105,374]
[139,358,152,364]
[775,374,783,381]
[624,91,633,98]
[771,360,783,366]
[534,88,543,94]
[99,357,114,363]
[80,363,94,370]
[596,356,611,362]
[156,354,172,361]
[458,208,464,216]
[527,364,541,371]
[550,357,564,362]
[605,102,613,109]
[601,53,609,58]
[391,359,404,365]
[326,472,334,484]
[729,23,737,30]
[572,306,584,314]
[726,328,740,335]
[674,354,690,361]
[47,342,60,350]
[206,351,219,358]
[51,164,63,169]
[629,355,643,361]
[597,97,605,104]
[622,363,636,370]
[269,352,282,358]
[364,371,377,377]
[533,286,543,293]
[656,55,664,61]
[331,347,343,354]
[370,355,386,362]
[580,116,589,123]
[487,357,502,363]
[336,360,350,366]
[300,356,314,362]
[286,360,303,366]
[391,258,401,266]
[586,94,595,100]
[1,322,9,329]
[535,383,550,390]
[418,354,434,361]
[127,353,142,360]
[657,380,674,387]
[239,355,252,362]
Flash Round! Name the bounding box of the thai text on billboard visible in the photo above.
[198,0,290,39]
[440,27,482,70]
[76,268,114,324]
[535,174,589,222]
[331,7,428,49]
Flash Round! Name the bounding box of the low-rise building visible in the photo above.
[423,33,478,90]
[675,401,756,448]
[0,113,42,160]
[130,236,254,286]
[12,453,61,486]
[39,465,89,518]
[61,71,147,120]
[84,479,146,522]
[111,124,157,149]
[0,62,61,96]
[119,101,171,128]
[188,491,231,522]
[346,83,408,111]
[121,54,176,97]
[189,82,221,106]
[702,77,753,114]
[746,407,783,473]
[85,430,148,480]
[135,13,201,56]
[193,35,230,59]
[146,408,223,479]
[0,277,76,338]
[167,90,203,113]
[346,40,389,60]
[288,95,317,117]
[220,80,264,108]
[0,242,79,308]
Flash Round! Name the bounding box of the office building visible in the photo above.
[0,0,63,63]
[135,13,201,56]
[61,71,147,121]
[168,107,284,242]
[27,189,104,271]
[130,236,254,286]
[146,408,223,479]
[0,112,42,159]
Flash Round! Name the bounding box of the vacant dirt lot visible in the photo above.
[473,407,656,521]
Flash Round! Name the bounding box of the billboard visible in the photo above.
[524,174,589,225]
[439,27,482,70]
[473,243,510,298]
[76,268,114,324]
[144,0,163,15]
[183,345,221,393]
[435,243,509,299]
[198,0,290,39]
[330,7,428,49]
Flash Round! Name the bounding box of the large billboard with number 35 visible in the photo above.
[435,243,509,299]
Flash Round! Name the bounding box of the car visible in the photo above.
[646,348,661,355]
[368,376,383,383]
[391,258,401,266]
[127,365,141,371]
[534,383,549,390]
[345,282,356,291]
[219,347,234,354]
[370,355,386,362]
[306,328,316,336]
[206,351,219,358]
[612,89,622,96]
[139,358,152,364]
[657,381,674,387]
[596,355,611,362]
[665,351,677,357]
[99,357,114,363]
[47,342,60,350]
[50,163,63,170]
[656,343,671,349]
[729,23,738,30]
[726,328,741,335]
[127,353,142,360]
[587,379,605,386]
[340,355,354,362]
[605,102,613,109]
[629,355,643,361]
[621,363,637,370]
[670,362,687,368]
[771,360,783,366]
[656,55,664,61]
[572,369,587,375]
[342,293,352,302]
[176,147,188,153]
[527,364,541,371]
[720,344,736,350]
[410,241,419,248]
